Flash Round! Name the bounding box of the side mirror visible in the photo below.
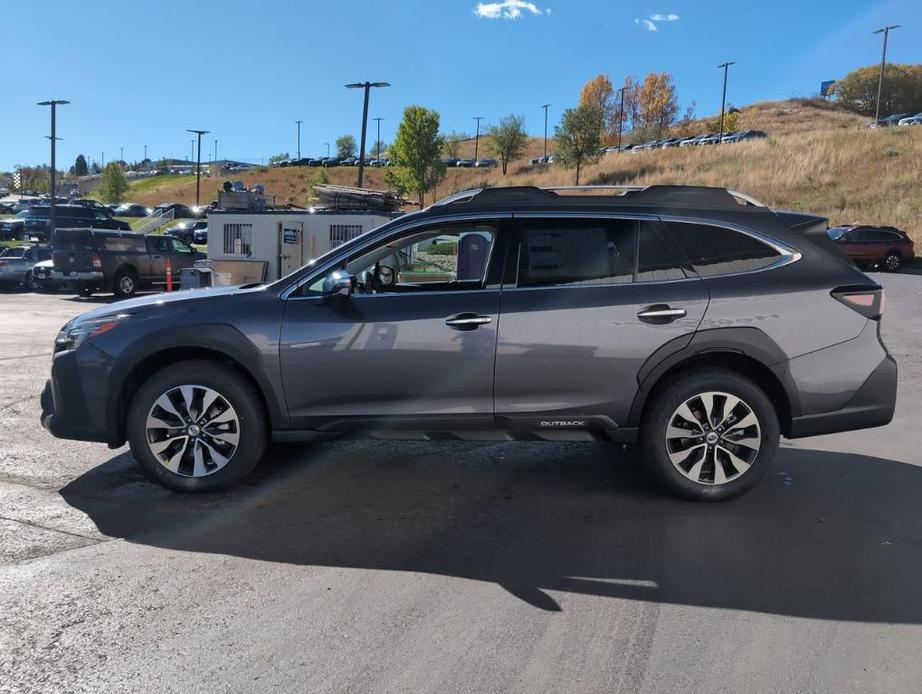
[322,270,354,296]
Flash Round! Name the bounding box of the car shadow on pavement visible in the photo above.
[60,441,922,621]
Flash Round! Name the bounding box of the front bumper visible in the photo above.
[787,355,897,438]
[40,344,120,445]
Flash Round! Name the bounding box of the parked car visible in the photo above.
[0,202,14,214]
[192,227,208,245]
[659,138,683,148]
[442,157,460,167]
[152,203,195,219]
[321,157,341,167]
[868,114,907,128]
[165,220,208,244]
[456,159,475,167]
[897,112,922,126]
[11,199,39,213]
[340,157,359,166]
[31,258,58,291]
[724,129,769,143]
[71,199,113,211]
[0,244,53,289]
[50,228,205,298]
[826,224,915,272]
[41,184,897,501]
[114,203,150,217]
[0,205,130,242]
[475,158,498,168]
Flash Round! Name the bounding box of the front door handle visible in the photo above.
[637,305,686,324]
[445,313,492,331]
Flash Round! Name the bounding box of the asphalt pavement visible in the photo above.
[1,275,921,693]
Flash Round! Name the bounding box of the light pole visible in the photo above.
[189,139,195,163]
[616,87,626,152]
[541,104,550,160]
[325,142,330,158]
[214,139,218,163]
[473,116,485,162]
[373,117,384,162]
[37,99,69,237]
[120,146,123,164]
[345,81,390,187]
[186,129,210,207]
[873,25,900,124]
[295,120,302,160]
[717,62,735,144]
[143,144,148,166]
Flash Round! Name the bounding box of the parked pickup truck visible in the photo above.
[51,228,205,297]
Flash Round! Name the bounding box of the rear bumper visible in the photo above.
[787,354,897,438]
[40,345,120,445]
[51,270,103,282]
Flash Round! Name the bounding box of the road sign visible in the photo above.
[820,80,836,98]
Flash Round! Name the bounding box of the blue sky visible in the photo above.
[2,0,919,171]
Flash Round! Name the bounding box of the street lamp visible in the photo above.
[541,104,550,160]
[186,129,210,207]
[873,25,900,124]
[616,87,626,152]
[717,62,736,144]
[37,99,69,238]
[373,117,384,163]
[295,120,302,160]
[345,81,390,187]
[473,116,485,163]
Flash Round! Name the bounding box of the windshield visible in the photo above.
[1,247,27,259]
[826,227,849,240]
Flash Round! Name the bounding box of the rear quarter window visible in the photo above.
[665,222,782,276]
[103,236,145,252]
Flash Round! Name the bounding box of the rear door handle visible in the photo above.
[637,305,686,324]
[445,313,492,331]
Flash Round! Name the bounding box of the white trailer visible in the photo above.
[206,209,398,282]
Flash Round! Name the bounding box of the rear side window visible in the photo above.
[52,229,93,250]
[518,220,635,287]
[637,223,688,282]
[666,222,781,276]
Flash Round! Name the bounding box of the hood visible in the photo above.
[71,284,268,324]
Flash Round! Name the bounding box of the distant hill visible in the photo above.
[124,99,922,244]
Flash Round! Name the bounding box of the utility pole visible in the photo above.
[473,116,485,162]
[373,117,384,162]
[143,144,148,165]
[214,140,218,163]
[295,120,302,160]
[717,62,735,144]
[186,129,210,207]
[541,104,550,160]
[120,146,123,163]
[345,81,390,188]
[325,142,330,158]
[37,99,69,238]
[616,87,626,152]
[873,25,900,124]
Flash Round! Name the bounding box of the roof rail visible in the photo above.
[430,184,766,209]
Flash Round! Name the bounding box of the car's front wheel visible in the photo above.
[127,360,268,491]
[113,268,138,297]
[641,369,779,501]
[22,271,39,291]
[883,252,903,272]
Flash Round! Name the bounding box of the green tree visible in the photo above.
[441,131,465,159]
[371,139,389,160]
[269,152,290,165]
[554,105,604,184]
[97,163,130,203]
[335,135,357,159]
[833,63,922,116]
[72,154,89,177]
[487,114,528,174]
[385,106,446,206]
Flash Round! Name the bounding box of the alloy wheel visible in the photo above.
[145,385,240,477]
[664,391,761,486]
[119,275,135,294]
[885,254,901,272]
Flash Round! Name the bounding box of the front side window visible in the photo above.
[171,238,193,254]
[666,222,782,276]
[517,220,635,288]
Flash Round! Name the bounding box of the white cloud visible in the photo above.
[650,13,679,21]
[640,18,658,31]
[635,12,679,31]
[473,0,544,19]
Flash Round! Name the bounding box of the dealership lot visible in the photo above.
[1,276,922,693]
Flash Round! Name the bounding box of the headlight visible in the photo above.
[54,314,130,353]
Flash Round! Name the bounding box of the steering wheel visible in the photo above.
[374,263,396,288]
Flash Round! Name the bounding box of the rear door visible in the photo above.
[146,236,171,284]
[493,216,709,434]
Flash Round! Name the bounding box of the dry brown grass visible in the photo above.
[129,100,922,243]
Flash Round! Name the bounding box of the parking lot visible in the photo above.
[1,276,922,693]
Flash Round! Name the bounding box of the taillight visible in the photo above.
[0,260,8,267]
[92,255,102,269]
[832,285,884,320]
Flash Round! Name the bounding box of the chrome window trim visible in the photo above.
[281,212,512,300]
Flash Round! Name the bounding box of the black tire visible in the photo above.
[113,267,138,298]
[127,360,268,492]
[882,252,902,273]
[641,369,779,502]
[78,286,93,297]
[22,271,39,291]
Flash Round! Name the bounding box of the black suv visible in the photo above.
[41,186,897,500]
[0,204,130,242]
[51,228,204,297]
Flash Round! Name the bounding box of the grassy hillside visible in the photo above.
[123,99,922,244]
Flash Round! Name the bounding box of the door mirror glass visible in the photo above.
[321,270,354,296]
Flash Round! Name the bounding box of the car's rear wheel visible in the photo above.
[641,369,779,501]
[883,252,902,272]
[78,286,93,297]
[127,360,268,492]
[114,268,138,297]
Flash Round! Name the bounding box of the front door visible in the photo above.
[494,217,709,432]
[278,222,304,278]
[280,219,507,431]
